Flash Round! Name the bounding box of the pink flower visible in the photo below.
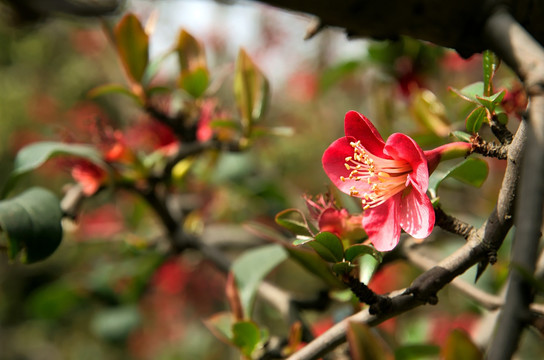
[322,111,469,251]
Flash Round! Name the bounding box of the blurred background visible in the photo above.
[0,0,541,359]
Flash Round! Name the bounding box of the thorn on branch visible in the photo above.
[470,134,509,159]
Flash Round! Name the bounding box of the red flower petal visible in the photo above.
[363,196,401,251]
[398,188,435,238]
[344,111,386,157]
[383,133,429,194]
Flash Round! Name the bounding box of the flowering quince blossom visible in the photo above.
[322,111,471,251]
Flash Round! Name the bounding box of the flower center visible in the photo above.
[340,140,412,210]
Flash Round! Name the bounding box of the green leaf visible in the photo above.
[234,48,270,136]
[275,208,315,237]
[91,305,141,342]
[114,13,149,83]
[476,90,506,112]
[428,158,489,199]
[440,329,482,360]
[284,246,345,288]
[320,60,360,91]
[0,187,63,263]
[450,82,483,104]
[347,321,391,360]
[175,29,207,73]
[232,321,261,357]
[308,232,344,263]
[231,244,288,317]
[179,66,209,98]
[332,261,355,276]
[358,254,381,284]
[25,280,83,319]
[344,244,381,262]
[2,141,105,197]
[483,50,499,96]
[395,344,440,360]
[465,106,488,133]
[87,83,143,106]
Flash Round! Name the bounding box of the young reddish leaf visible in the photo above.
[87,83,144,106]
[0,187,63,263]
[175,29,209,97]
[231,321,262,358]
[428,158,489,199]
[204,312,234,345]
[347,321,391,360]
[275,208,315,237]
[440,329,482,360]
[234,49,270,136]
[231,244,288,317]
[483,50,500,96]
[465,106,487,133]
[226,273,244,321]
[308,231,344,263]
[410,89,451,137]
[114,13,149,83]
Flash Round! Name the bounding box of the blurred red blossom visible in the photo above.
[76,204,124,239]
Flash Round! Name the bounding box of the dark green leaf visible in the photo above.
[232,321,261,357]
[232,244,288,317]
[3,141,105,197]
[440,329,482,360]
[114,13,149,83]
[234,48,270,136]
[0,187,63,263]
[332,261,355,276]
[308,232,344,263]
[284,246,345,288]
[344,244,381,262]
[465,106,487,133]
[428,158,489,199]
[25,281,83,319]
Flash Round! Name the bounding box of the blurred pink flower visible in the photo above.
[322,111,470,251]
[70,160,107,196]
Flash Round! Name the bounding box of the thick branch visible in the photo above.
[483,9,544,359]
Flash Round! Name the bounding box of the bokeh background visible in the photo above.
[0,1,542,359]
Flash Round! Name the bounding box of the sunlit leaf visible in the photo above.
[234,48,270,136]
[275,208,315,237]
[451,130,472,142]
[87,83,144,105]
[450,82,483,104]
[232,321,261,357]
[231,244,288,317]
[308,231,344,263]
[440,329,482,360]
[347,321,391,360]
[410,89,451,137]
[0,187,63,263]
[359,254,381,284]
[429,158,489,199]
[465,106,488,133]
[2,141,105,197]
[114,13,149,83]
